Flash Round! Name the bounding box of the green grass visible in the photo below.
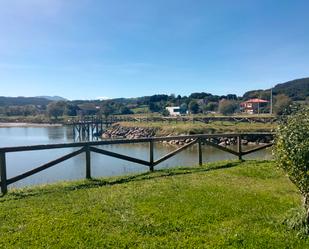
[118,120,276,135]
[0,160,308,248]
[131,105,150,114]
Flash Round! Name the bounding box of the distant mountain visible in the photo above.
[36,96,67,101]
[0,96,51,107]
[0,96,67,107]
[243,77,309,101]
[272,77,309,100]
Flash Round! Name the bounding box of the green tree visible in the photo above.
[188,100,199,114]
[218,100,237,115]
[176,95,182,105]
[23,105,38,116]
[161,109,170,116]
[274,94,292,115]
[64,104,80,116]
[274,105,309,224]
[149,102,161,112]
[179,103,187,114]
[120,106,133,115]
[202,102,218,113]
[47,101,67,119]
[100,103,115,118]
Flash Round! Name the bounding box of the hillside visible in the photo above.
[0,160,308,248]
[0,96,51,107]
[36,96,68,101]
[273,77,309,100]
[243,77,309,101]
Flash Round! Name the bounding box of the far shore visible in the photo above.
[0,122,63,128]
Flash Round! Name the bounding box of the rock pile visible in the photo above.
[162,137,195,146]
[214,134,274,146]
[102,125,156,139]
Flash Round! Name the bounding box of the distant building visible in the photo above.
[165,106,182,116]
[240,98,269,114]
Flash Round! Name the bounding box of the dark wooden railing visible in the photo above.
[0,133,274,195]
[68,115,276,125]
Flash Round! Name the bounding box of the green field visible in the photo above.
[0,160,308,248]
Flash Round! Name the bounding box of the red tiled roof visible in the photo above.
[243,98,269,103]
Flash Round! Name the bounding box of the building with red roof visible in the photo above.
[240,98,269,114]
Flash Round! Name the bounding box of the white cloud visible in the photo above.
[96,96,110,100]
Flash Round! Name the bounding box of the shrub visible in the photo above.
[274,105,309,224]
[161,109,170,117]
[218,100,237,115]
[274,94,292,115]
[188,100,199,114]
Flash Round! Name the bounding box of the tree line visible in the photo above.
[0,91,297,119]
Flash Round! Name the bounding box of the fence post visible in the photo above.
[85,146,91,179]
[0,152,7,195]
[237,135,243,161]
[149,141,154,172]
[198,139,203,166]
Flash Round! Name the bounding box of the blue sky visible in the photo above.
[0,0,308,100]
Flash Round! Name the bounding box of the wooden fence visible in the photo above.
[0,133,274,195]
[68,115,276,125]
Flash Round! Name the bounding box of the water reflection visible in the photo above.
[46,127,68,141]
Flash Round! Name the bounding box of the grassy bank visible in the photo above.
[0,160,308,248]
[118,120,276,135]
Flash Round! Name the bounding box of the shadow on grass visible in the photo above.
[1,160,267,202]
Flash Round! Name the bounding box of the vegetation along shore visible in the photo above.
[0,122,62,128]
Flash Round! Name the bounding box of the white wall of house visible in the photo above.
[166,106,181,116]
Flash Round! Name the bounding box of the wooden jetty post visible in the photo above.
[198,138,203,166]
[237,135,242,161]
[0,153,7,195]
[149,141,154,172]
[85,146,91,179]
[71,117,116,140]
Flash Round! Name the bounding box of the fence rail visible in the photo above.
[0,133,274,195]
[68,115,276,125]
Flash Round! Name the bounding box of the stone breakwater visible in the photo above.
[102,125,274,146]
[215,134,274,146]
[102,125,157,139]
[163,135,274,146]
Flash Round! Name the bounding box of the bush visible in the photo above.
[274,105,309,224]
[218,100,237,115]
[274,94,292,115]
[120,106,133,115]
[161,109,170,116]
[188,100,199,114]
[47,101,67,119]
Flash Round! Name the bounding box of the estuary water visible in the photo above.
[0,126,272,188]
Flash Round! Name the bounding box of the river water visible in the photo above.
[0,126,272,188]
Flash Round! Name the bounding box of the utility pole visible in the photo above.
[270,88,273,115]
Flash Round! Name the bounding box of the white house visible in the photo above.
[165,106,181,116]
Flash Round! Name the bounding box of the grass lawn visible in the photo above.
[0,160,308,248]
